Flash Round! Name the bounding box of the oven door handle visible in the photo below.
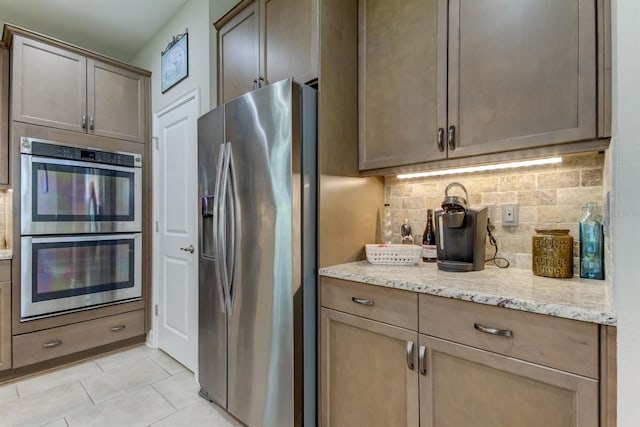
[211,143,227,313]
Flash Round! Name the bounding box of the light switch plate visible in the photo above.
[502,203,519,226]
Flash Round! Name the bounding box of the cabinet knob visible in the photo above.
[448,125,456,150]
[351,296,374,306]
[474,323,513,337]
[89,116,95,131]
[406,341,415,370]
[252,79,258,90]
[81,115,87,130]
[419,345,427,375]
[437,128,445,152]
[42,340,62,349]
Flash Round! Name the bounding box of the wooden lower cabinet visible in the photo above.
[419,334,598,427]
[0,280,10,370]
[320,308,419,427]
[12,309,144,368]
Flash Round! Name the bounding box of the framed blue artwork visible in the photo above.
[161,31,189,93]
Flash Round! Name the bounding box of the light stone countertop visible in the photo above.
[0,249,12,260]
[319,261,616,325]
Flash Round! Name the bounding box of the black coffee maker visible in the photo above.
[434,182,488,272]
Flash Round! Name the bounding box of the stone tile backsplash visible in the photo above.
[385,152,605,269]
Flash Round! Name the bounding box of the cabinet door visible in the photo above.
[0,47,8,185]
[0,281,10,371]
[419,335,598,427]
[262,0,318,84]
[359,0,448,170]
[218,1,261,104]
[11,35,87,133]
[87,59,147,143]
[447,0,596,158]
[320,308,419,427]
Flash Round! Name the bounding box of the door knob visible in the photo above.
[180,245,194,254]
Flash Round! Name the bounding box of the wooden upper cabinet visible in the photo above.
[11,34,149,144]
[11,35,87,133]
[0,47,9,185]
[216,0,319,105]
[447,0,596,158]
[263,0,318,85]
[419,335,598,427]
[218,1,261,104]
[359,0,447,170]
[359,0,603,171]
[88,59,147,143]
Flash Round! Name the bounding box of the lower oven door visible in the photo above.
[21,234,142,320]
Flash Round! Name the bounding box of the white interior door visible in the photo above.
[155,90,199,371]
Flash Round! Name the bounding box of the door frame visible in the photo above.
[149,87,201,350]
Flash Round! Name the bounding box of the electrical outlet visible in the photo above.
[502,203,519,226]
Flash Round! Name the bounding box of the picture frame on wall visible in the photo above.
[161,31,189,93]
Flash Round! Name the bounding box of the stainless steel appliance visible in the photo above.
[434,182,488,272]
[198,79,317,427]
[21,233,142,319]
[20,137,142,235]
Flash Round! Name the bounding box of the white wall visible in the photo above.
[611,0,640,424]
[130,0,237,116]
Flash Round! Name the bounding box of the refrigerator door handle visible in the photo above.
[218,142,232,314]
[212,143,227,313]
[226,142,240,315]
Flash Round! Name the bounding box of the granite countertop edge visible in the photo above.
[319,262,616,326]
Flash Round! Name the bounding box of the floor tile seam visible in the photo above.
[150,382,180,412]
[16,363,104,400]
[146,354,178,376]
[84,380,170,407]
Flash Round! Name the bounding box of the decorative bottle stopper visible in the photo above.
[401,218,414,244]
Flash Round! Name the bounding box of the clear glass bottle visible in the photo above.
[422,209,437,262]
[382,203,393,244]
[401,218,414,244]
[579,202,604,280]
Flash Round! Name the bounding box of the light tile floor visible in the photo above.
[0,345,243,427]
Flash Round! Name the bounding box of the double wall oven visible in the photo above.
[20,137,142,320]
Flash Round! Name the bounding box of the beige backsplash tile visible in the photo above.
[385,152,604,269]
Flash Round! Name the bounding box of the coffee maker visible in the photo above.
[434,182,488,272]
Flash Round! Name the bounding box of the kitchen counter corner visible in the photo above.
[319,261,616,325]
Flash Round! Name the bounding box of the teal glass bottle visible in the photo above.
[579,202,604,280]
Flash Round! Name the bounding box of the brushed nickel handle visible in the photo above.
[110,325,126,332]
[258,76,265,87]
[180,244,195,254]
[42,340,62,349]
[406,341,415,370]
[81,115,87,129]
[351,297,374,306]
[252,79,258,89]
[448,125,456,150]
[437,127,445,152]
[419,345,427,375]
[474,323,513,337]
[89,116,95,131]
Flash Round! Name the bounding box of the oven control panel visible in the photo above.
[20,137,142,168]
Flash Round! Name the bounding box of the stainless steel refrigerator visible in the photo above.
[197,79,317,427]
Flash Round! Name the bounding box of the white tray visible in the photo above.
[365,244,422,265]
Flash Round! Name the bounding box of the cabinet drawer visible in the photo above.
[12,310,144,368]
[321,277,417,330]
[419,294,599,378]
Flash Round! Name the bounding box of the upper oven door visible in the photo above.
[21,155,142,235]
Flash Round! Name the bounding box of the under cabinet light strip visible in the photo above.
[396,157,562,179]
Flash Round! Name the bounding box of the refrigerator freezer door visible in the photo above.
[224,79,298,427]
[197,105,228,408]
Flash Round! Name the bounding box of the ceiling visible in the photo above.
[0,0,189,61]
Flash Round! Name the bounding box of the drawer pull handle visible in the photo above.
[110,325,126,332]
[419,345,427,375]
[42,340,62,349]
[474,323,513,337]
[351,297,374,306]
[406,341,415,370]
